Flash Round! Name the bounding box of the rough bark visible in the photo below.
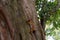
[0,0,45,40]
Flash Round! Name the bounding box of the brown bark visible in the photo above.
[0,0,45,40]
[0,6,14,40]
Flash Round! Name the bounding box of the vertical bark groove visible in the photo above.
[0,6,14,40]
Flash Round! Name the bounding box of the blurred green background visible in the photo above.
[36,0,60,40]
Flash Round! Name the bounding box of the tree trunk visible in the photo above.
[0,0,45,40]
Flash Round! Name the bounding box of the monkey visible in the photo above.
[26,19,37,40]
[26,19,35,33]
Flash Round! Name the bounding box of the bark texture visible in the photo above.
[0,0,45,40]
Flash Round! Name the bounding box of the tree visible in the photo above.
[0,0,45,40]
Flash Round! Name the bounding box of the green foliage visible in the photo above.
[36,0,60,40]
